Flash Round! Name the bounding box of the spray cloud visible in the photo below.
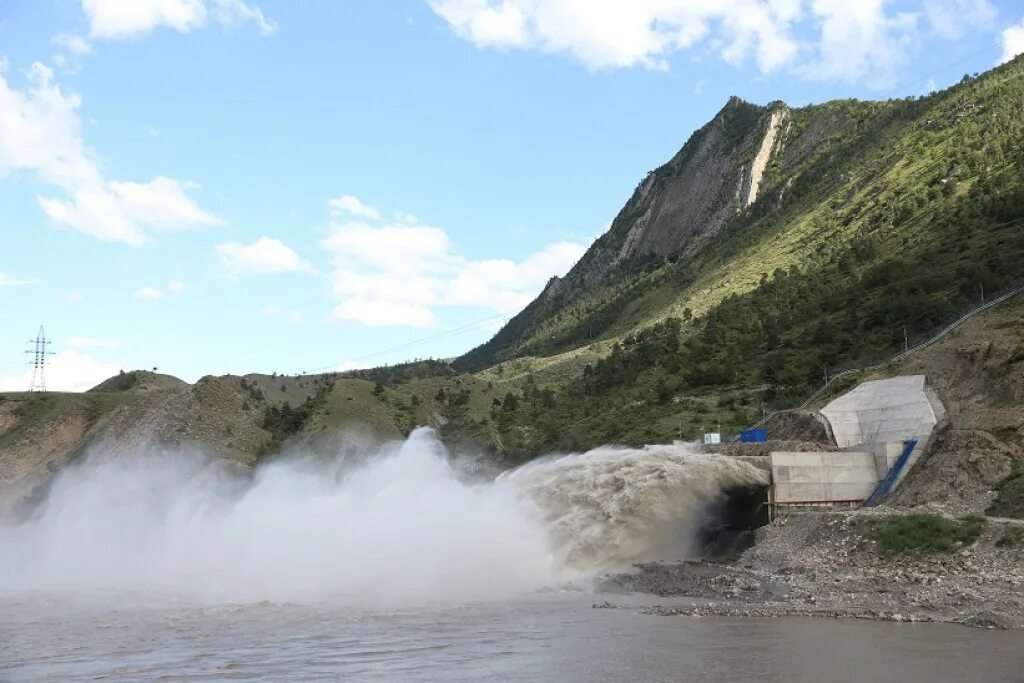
[0,429,766,607]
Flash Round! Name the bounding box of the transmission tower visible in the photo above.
[25,326,55,392]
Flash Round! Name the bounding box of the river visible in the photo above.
[2,433,1022,680]
[2,593,1023,682]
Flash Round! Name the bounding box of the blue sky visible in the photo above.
[1,0,1022,390]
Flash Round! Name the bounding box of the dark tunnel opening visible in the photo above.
[698,485,770,559]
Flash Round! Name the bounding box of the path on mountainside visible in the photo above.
[984,515,1024,527]
[731,281,1024,438]
[798,281,1024,410]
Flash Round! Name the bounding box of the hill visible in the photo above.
[2,57,1023,512]
[439,55,1024,459]
[458,61,1024,375]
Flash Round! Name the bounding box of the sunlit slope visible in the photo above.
[2,58,1023,472]
[458,56,1024,375]
[431,56,1024,460]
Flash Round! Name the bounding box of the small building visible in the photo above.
[739,427,767,443]
[703,432,721,445]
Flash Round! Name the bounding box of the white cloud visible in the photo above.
[924,0,995,40]
[795,1,915,87]
[210,0,277,36]
[38,177,223,244]
[217,236,315,275]
[328,194,381,220]
[1002,20,1024,64]
[262,306,304,323]
[81,0,276,40]
[429,0,998,86]
[52,33,93,55]
[323,199,587,327]
[134,286,165,300]
[0,272,36,288]
[430,0,801,71]
[0,62,221,244]
[134,279,183,300]
[66,336,99,348]
[0,349,121,392]
[446,241,585,312]
[66,336,122,349]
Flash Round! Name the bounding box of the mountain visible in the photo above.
[2,56,1023,511]
[457,58,1024,374]
[436,54,1024,459]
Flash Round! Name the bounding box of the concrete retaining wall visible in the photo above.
[770,451,878,504]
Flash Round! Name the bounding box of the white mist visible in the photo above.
[0,428,765,607]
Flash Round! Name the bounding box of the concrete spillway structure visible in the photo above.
[769,375,945,507]
[820,375,943,450]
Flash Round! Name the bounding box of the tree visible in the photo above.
[502,392,520,412]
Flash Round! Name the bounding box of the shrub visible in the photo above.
[986,468,1024,519]
[875,513,986,554]
[996,527,1024,548]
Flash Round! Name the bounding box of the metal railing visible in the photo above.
[728,280,1024,440]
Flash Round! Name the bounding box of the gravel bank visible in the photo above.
[598,510,1024,629]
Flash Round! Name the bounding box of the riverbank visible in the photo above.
[599,510,1024,629]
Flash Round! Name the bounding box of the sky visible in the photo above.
[1,0,1023,391]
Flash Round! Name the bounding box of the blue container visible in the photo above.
[739,427,767,443]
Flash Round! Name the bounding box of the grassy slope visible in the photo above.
[461,60,1023,380]
[2,62,1022,471]
[0,392,133,452]
[435,58,1024,461]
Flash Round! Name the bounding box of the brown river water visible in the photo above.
[2,433,1022,681]
[3,593,1023,682]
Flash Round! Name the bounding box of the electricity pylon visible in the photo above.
[25,326,55,392]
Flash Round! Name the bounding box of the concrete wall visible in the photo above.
[865,441,907,479]
[770,451,878,504]
[820,375,938,449]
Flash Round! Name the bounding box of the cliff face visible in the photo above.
[458,56,1024,374]
[617,98,787,260]
[455,96,799,370]
[559,97,785,287]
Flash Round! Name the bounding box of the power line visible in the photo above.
[303,312,510,374]
[240,36,1012,384]
[25,326,55,392]
[483,217,1024,346]
[290,219,1023,379]
[881,39,1004,98]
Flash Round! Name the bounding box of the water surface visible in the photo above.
[3,594,1022,682]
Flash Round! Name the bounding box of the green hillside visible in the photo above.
[440,56,1024,460]
[459,61,1024,373]
[3,58,1023,478]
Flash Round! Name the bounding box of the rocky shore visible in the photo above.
[598,510,1024,630]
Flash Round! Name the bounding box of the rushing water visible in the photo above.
[0,430,1020,680]
[0,429,765,603]
[3,594,1023,682]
